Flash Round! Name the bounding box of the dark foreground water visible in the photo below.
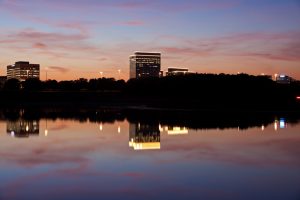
[0,109,299,200]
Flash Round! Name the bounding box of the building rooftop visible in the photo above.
[134,52,161,55]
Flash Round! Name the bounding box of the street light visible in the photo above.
[45,67,49,81]
[118,69,121,80]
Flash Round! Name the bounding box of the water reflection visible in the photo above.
[166,126,189,135]
[129,122,160,150]
[274,118,287,131]
[6,119,39,138]
[279,118,287,129]
[1,108,300,200]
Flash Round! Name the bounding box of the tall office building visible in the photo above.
[7,61,40,81]
[129,52,161,79]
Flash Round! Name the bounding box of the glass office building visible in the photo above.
[130,52,161,79]
[7,61,40,81]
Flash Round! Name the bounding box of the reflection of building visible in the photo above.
[159,70,164,77]
[7,61,40,81]
[167,126,188,135]
[129,122,160,150]
[166,67,189,76]
[7,120,39,138]
[274,118,287,131]
[130,52,161,79]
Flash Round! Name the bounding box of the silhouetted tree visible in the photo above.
[74,78,88,90]
[43,80,58,90]
[23,78,42,91]
[3,78,20,91]
[58,81,75,91]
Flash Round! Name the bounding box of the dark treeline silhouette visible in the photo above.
[1,107,300,130]
[2,77,126,91]
[0,74,299,110]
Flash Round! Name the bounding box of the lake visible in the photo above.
[0,108,299,200]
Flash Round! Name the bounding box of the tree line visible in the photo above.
[0,73,299,109]
[1,77,126,91]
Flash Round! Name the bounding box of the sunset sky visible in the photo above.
[0,0,300,80]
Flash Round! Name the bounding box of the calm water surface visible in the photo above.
[0,110,299,200]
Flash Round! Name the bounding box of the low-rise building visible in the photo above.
[166,67,189,76]
[276,75,292,84]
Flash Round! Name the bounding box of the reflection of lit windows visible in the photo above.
[167,126,188,135]
[129,123,160,150]
[6,119,40,138]
[159,124,163,132]
[280,118,286,129]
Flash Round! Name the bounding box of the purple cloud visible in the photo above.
[160,31,300,61]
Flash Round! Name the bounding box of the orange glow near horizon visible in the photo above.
[1,51,300,81]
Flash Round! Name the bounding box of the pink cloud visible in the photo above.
[160,31,300,61]
[121,20,145,26]
[161,47,213,56]
[160,136,300,167]
[14,29,88,41]
[47,66,69,73]
[1,0,239,14]
[32,42,47,49]
[121,172,145,178]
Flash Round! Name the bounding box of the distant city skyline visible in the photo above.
[0,0,300,80]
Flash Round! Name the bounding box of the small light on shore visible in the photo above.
[99,123,103,131]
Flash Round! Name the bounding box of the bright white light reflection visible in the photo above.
[164,126,168,131]
[274,120,278,131]
[168,127,188,135]
[11,131,15,137]
[118,126,121,133]
[280,118,286,129]
[159,124,163,132]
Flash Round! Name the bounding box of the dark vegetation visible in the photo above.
[1,74,299,110]
[1,107,300,131]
